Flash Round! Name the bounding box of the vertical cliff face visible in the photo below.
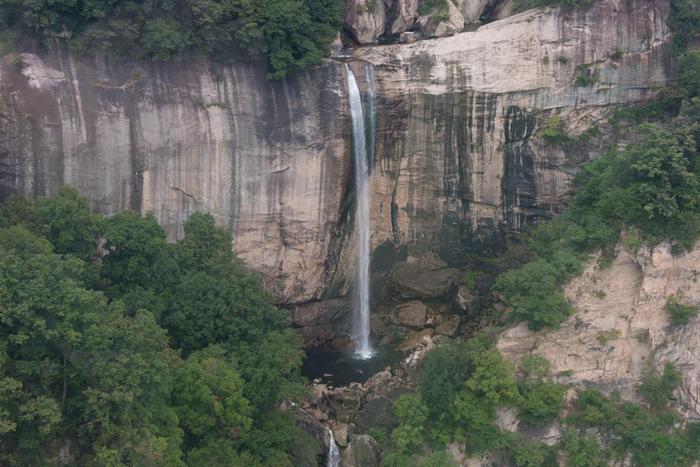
[0,0,672,304]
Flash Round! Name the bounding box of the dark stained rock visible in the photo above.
[390,258,460,299]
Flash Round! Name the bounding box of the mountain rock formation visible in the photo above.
[0,0,672,311]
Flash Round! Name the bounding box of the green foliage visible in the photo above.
[418,450,458,466]
[391,394,429,452]
[0,190,305,465]
[542,115,571,145]
[560,431,607,467]
[595,328,621,346]
[665,296,699,326]
[418,0,449,16]
[517,381,566,426]
[568,388,699,466]
[513,0,593,13]
[0,0,342,79]
[495,259,574,330]
[638,363,682,409]
[575,65,597,87]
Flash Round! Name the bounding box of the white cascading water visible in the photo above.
[346,63,374,359]
[326,427,340,467]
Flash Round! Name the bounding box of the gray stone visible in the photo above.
[344,0,388,44]
[454,285,479,314]
[390,258,459,299]
[340,435,381,467]
[389,300,429,328]
[435,314,461,337]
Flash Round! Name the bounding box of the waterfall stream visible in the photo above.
[326,427,340,467]
[345,64,374,359]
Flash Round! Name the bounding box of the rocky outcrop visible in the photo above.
[417,0,465,38]
[0,0,673,310]
[345,0,389,44]
[497,241,700,418]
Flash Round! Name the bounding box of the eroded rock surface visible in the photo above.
[0,0,672,311]
[497,241,700,418]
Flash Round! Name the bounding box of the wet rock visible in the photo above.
[331,335,356,352]
[389,300,429,328]
[354,396,396,432]
[390,258,459,299]
[344,0,389,44]
[292,298,350,327]
[331,421,351,447]
[435,314,461,337]
[340,434,381,467]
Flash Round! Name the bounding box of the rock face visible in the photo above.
[498,241,700,419]
[341,435,381,467]
[345,0,389,44]
[417,0,465,38]
[0,0,672,311]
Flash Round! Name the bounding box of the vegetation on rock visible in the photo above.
[0,0,342,78]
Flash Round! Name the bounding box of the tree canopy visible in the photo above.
[0,188,308,466]
[0,0,342,78]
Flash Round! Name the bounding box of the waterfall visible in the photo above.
[326,427,341,467]
[345,64,374,359]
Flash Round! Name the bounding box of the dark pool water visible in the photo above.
[302,346,404,387]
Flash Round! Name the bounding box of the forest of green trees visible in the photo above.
[0,0,341,78]
[0,191,315,466]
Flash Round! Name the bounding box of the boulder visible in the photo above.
[417,0,465,38]
[456,0,490,23]
[354,396,396,432]
[435,314,461,337]
[398,328,435,352]
[340,435,381,467]
[389,300,429,328]
[390,258,459,299]
[344,0,388,44]
[399,31,420,43]
[389,0,419,35]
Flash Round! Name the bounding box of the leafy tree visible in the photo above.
[0,0,342,79]
[391,394,429,452]
[638,363,682,409]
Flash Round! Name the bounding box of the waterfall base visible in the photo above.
[302,346,403,387]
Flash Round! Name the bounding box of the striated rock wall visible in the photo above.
[0,0,673,305]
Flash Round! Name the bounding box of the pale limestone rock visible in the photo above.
[497,241,700,417]
[390,0,419,34]
[344,0,388,44]
[456,0,491,23]
[417,0,465,37]
[399,31,420,43]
